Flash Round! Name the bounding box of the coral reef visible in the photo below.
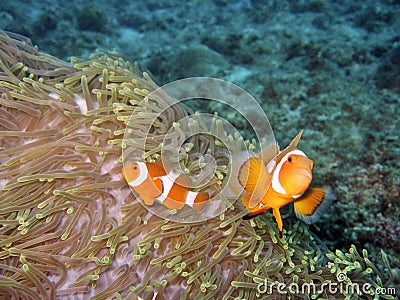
[0,31,397,299]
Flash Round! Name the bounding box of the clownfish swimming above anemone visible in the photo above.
[229,130,335,232]
[122,161,209,211]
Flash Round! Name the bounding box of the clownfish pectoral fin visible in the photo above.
[293,188,335,224]
[241,194,251,211]
[138,177,163,206]
[239,157,270,209]
[242,194,265,212]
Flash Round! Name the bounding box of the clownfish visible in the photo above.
[230,130,335,232]
[122,161,209,211]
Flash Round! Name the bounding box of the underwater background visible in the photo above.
[0,0,399,299]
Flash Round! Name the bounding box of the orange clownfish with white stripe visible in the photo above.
[122,161,209,211]
[230,130,335,232]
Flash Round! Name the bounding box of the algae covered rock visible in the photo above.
[374,45,400,93]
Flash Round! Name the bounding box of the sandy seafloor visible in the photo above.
[1,0,399,292]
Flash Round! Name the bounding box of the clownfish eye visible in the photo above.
[288,156,293,163]
[133,165,138,170]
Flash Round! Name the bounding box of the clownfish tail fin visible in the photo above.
[293,188,335,224]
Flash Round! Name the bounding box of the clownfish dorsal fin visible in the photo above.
[288,129,304,149]
[293,188,335,224]
[273,130,304,166]
[146,161,167,178]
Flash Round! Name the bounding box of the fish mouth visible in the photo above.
[288,170,312,195]
[297,169,312,181]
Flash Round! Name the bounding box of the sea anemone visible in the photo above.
[0,31,396,299]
